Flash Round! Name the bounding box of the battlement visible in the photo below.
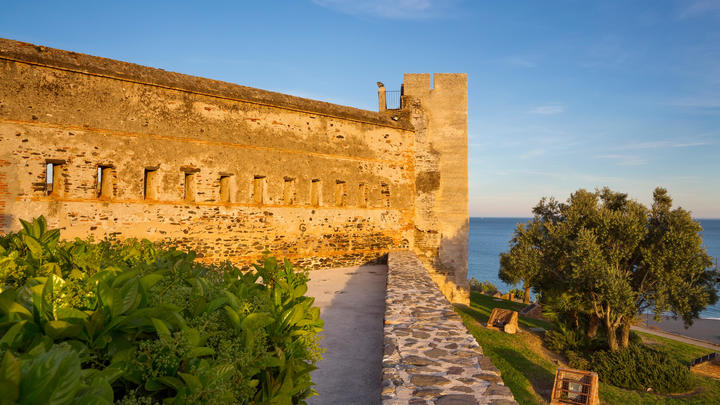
[402,72,467,95]
[403,72,470,303]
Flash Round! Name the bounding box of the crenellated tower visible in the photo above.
[398,73,470,304]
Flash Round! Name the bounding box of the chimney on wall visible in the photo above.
[377,82,386,112]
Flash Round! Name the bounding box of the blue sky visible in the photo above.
[2,1,719,217]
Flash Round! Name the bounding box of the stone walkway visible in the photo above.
[306,264,387,405]
[382,251,517,405]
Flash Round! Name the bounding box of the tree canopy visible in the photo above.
[499,187,718,351]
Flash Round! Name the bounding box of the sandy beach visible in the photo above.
[638,315,720,347]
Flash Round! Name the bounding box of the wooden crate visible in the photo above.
[550,368,599,405]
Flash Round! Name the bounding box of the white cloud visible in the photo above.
[595,154,647,166]
[679,0,720,19]
[615,140,710,150]
[528,105,565,115]
[312,0,456,19]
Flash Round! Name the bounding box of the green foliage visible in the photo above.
[544,323,590,353]
[499,220,543,296]
[590,344,694,394]
[508,288,524,300]
[469,278,499,295]
[501,187,719,351]
[481,281,499,295]
[0,217,323,404]
[565,350,590,371]
[460,292,720,404]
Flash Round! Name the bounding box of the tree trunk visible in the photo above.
[587,314,599,338]
[573,310,579,329]
[523,285,530,304]
[620,318,632,348]
[606,324,619,351]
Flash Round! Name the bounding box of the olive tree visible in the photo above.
[500,187,718,351]
[499,221,543,304]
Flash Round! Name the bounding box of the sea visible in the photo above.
[468,217,720,319]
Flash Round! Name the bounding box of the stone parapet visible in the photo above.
[0,38,411,130]
[382,251,516,405]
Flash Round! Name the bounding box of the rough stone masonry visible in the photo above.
[0,38,469,303]
[382,251,516,404]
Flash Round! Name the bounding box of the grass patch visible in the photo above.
[457,291,720,405]
[468,292,553,330]
[637,332,712,364]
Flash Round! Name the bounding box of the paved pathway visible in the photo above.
[637,316,720,346]
[306,264,387,405]
[632,325,720,351]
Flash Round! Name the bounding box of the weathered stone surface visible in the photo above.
[447,367,464,375]
[0,39,469,290]
[405,73,470,305]
[382,251,517,404]
[434,394,479,405]
[405,356,440,366]
[485,384,513,396]
[424,348,448,358]
[411,375,452,387]
[413,389,443,398]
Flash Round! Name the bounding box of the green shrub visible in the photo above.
[481,281,498,295]
[509,288,524,300]
[544,323,589,353]
[589,344,694,393]
[469,279,499,295]
[628,330,642,345]
[0,217,323,404]
[565,350,590,370]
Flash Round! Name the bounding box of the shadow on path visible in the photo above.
[306,264,387,405]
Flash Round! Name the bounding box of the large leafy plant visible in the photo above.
[0,217,323,404]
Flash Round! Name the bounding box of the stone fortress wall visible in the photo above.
[0,38,469,303]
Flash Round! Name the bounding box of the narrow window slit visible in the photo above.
[283,177,296,205]
[219,174,232,203]
[180,167,200,202]
[184,172,196,202]
[253,175,266,204]
[311,179,321,206]
[358,183,368,208]
[335,180,347,207]
[143,167,159,200]
[45,159,65,196]
[97,165,113,199]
